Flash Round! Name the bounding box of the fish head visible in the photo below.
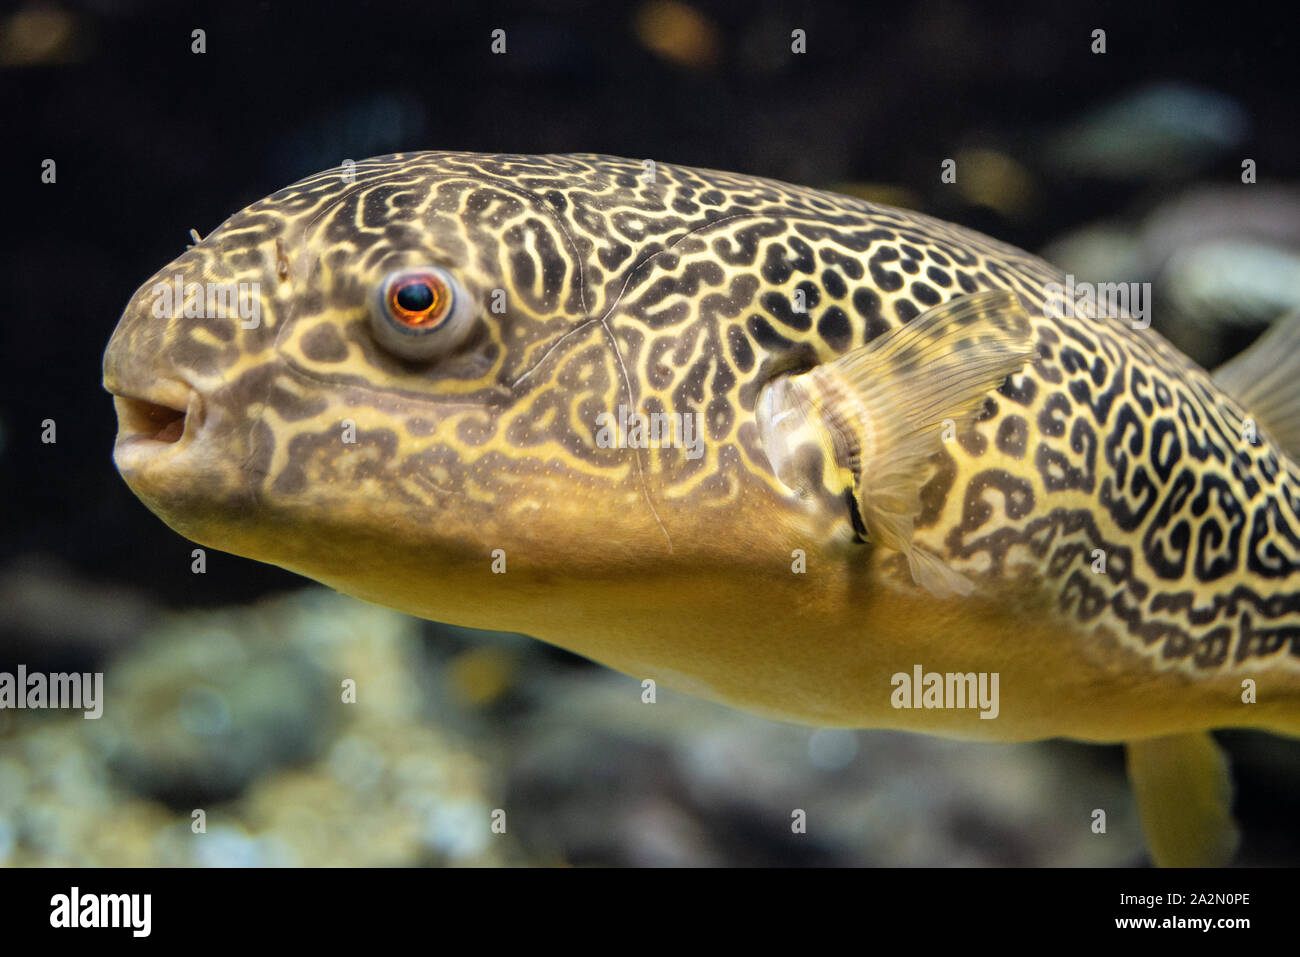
[103,153,821,630]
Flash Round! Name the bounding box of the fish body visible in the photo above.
[104,153,1300,864]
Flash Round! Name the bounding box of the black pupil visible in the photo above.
[395,281,435,313]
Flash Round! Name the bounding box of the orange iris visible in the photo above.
[387,275,449,328]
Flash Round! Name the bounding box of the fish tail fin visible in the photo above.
[1125,732,1240,867]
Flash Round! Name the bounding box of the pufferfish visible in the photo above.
[102,152,1300,866]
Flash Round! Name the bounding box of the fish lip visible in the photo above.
[108,380,205,472]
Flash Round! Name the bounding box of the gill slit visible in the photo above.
[588,212,764,553]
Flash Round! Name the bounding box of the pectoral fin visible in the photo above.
[1125,733,1240,868]
[757,291,1035,597]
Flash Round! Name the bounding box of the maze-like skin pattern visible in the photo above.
[106,152,1300,680]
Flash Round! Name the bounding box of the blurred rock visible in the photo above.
[0,556,156,656]
[1041,184,1300,365]
[1,583,1293,866]
[633,1,721,70]
[1044,82,1248,181]
[499,669,1143,866]
[0,5,84,67]
[0,590,510,866]
[1163,240,1300,327]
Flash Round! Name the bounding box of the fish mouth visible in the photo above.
[109,381,205,472]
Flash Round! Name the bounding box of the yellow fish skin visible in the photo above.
[103,153,1300,865]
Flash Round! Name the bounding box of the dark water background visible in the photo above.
[1,0,1298,865]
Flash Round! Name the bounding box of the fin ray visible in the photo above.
[758,291,1035,597]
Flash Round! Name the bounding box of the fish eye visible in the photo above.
[369,265,473,360]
